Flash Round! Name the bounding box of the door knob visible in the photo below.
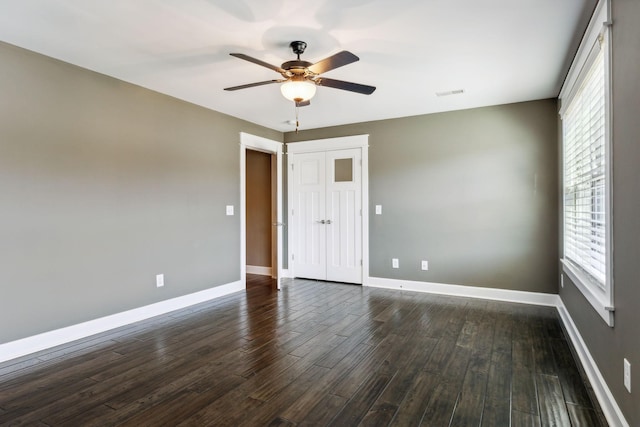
[326,219,332,224]
[317,220,326,224]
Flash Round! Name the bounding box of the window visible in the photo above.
[563,50,606,285]
[559,0,613,326]
[334,158,354,182]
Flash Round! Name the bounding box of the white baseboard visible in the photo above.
[0,280,243,364]
[557,302,629,427]
[367,276,561,306]
[366,276,628,427]
[246,265,272,276]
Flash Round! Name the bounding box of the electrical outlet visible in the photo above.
[156,274,164,288]
[226,205,234,216]
[624,358,631,393]
[421,260,429,271]
[392,258,399,269]
[375,205,382,215]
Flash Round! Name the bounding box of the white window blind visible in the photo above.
[559,0,612,327]
[563,48,606,288]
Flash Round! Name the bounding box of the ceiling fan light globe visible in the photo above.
[280,80,316,102]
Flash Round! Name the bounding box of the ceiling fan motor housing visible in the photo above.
[281,60,314,74]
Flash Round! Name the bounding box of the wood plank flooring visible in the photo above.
[0,275,607,426]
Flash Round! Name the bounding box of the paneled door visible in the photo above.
[291,148,362,284]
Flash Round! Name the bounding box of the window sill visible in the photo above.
[562,259,614,327]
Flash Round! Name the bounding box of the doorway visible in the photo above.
[246,149,275,288]
[240,133,283,290]
[287,135,369,285]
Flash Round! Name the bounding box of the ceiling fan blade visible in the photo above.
[230,53,286,74]
[308,51,359,74]
[224,79,284,91]
[295,100,311,107]
[316,78,376,95]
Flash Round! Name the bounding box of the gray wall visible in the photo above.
[560,0,640,424]
[286,99,559,293]
[0,41,281,344]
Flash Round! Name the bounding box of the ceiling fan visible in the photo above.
[224,41,376,107]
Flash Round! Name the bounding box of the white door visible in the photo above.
[292,151,326,280]
[292,148,362,284]
[326,149,362,283]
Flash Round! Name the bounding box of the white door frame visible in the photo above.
[240,132,283,290]
[287,134,369,285]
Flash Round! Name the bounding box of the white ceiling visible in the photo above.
[0,0,595,132]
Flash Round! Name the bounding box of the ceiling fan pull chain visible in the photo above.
[295,104,300,133]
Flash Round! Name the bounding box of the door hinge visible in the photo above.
[360,259,363,266]
[292,254,295,261]
[291,163,294,170]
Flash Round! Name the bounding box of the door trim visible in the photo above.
[240,132,283,290]
[286,134,369,285]
[287,135,369,154]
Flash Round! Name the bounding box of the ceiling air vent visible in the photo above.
[436,89,465,97]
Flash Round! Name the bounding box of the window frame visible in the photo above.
[559,0,614,327]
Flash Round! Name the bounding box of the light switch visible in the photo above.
[624,358,631,392]
[226,205,234,216]
[375,205,382,215]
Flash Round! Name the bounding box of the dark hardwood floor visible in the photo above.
[0,276,606,426]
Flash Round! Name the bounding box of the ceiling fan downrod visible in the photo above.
[289,41,307,60]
